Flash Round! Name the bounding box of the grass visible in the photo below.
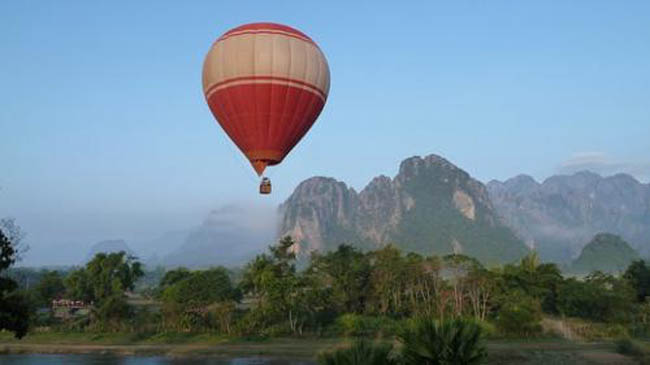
[0,331,641,363]
[616,338,647,357]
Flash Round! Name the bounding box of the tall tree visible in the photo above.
[402,254,446,318]
[367,245,408,316]
[624,260,650,302]
[32,270,66,308]
[308,244,371,314]
[160,267,239,331]
[159,267,192,290]
[557,271,635,323]
[465,266,497,321]
[0,225,30,338]
[240,236,326,335]
[64,251,143,330]
[501,252,562,313]
[240,237,301,332]
[0,218,28,261]
[162,267,238,307]
[443,254,482,318]
[65,251,143,304]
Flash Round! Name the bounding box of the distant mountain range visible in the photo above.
[279,155,530,265]
[82,154,649,271]
[159,205,274,268]
[279,154,650,267]
[84,204,276,269]
[487,171,650,262]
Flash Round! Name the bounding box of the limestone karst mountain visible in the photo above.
[279,154,530,264]
[571,233,640,274]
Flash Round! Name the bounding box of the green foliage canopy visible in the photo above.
[64,251,143,304]
[161,267,239,307]
[0,224,30,338]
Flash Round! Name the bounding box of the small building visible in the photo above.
[51,299,92,320]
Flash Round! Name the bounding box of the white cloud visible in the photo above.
[557,152,650,182]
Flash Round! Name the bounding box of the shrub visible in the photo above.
[318,340,397,365]
[495,292,542,337]
[260,321,293,337]
[541,316,634,340]
[616,338,646,357]
[334,314,400,337]
[476,320,496,339]
[398,318,487,365]
[557,275,635,323]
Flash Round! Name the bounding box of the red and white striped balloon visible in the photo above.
[202,23,330,176]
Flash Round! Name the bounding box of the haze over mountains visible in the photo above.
[159,204,275,268]
[81,204,276,269]
[74,154,650,270]
[488,171,650,262]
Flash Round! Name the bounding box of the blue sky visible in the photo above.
[1,1,649,265]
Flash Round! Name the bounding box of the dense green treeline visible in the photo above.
[5,234,650,345]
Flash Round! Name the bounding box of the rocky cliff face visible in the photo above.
[487,171,650,262]
[279,155,529,264]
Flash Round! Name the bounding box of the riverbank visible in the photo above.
[0,333,637,364]
[0,336,337,358]
[0,332,337,358]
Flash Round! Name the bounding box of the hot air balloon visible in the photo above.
[202,23,331,194]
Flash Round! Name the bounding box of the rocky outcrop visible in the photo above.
[278,177,359,255]
[453,190,476,221]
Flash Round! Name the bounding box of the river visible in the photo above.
[0,355,316,364]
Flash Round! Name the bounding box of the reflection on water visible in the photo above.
[0,354,316,365]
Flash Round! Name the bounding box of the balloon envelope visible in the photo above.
[202,23,330,175]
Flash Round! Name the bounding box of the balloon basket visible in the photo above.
[259,177,272,195]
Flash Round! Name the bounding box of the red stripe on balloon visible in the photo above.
[205,76,327,100]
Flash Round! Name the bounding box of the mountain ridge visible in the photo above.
[487,170,650,262]
[279,154,530,264]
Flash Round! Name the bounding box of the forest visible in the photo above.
[4,229,650,363]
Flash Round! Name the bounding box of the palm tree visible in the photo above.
[399,318,487,365]
[519,251,540,273]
